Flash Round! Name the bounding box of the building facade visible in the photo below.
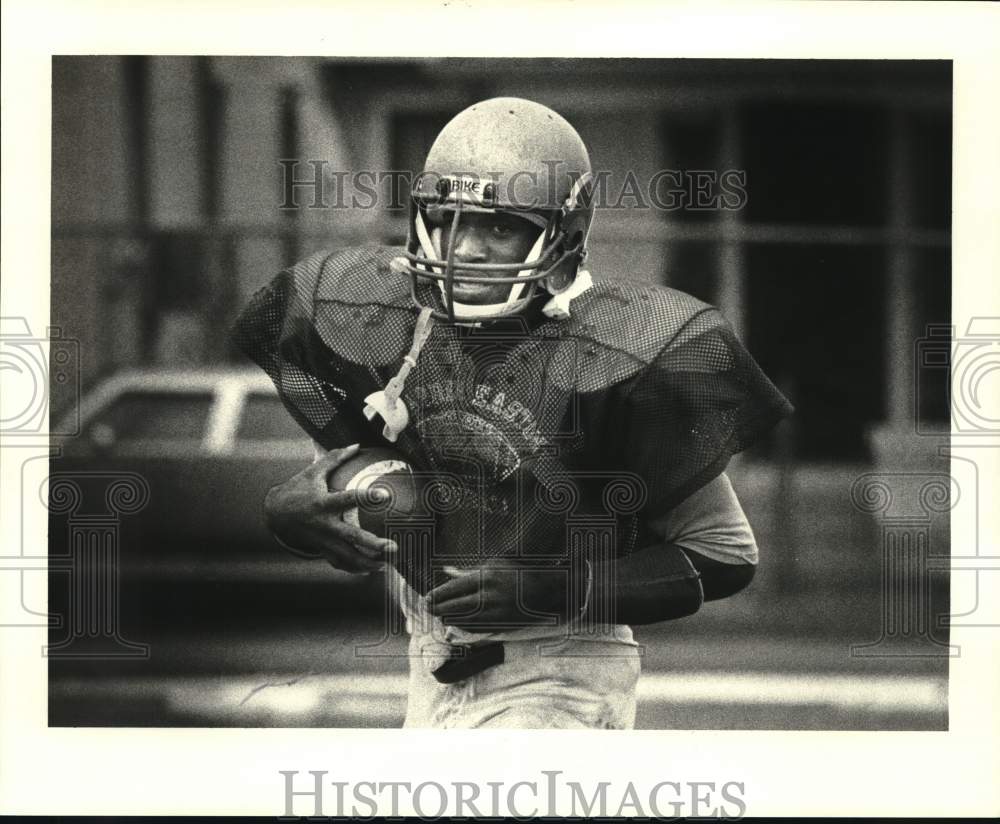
[52,57,952,468]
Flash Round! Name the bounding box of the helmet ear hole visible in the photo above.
[545,269,573,294]
[544,229,585,294]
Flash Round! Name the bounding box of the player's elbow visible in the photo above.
[682,548,757,601]
[702,559,756,601]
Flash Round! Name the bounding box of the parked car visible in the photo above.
[50,369,317,576]
[47,370,388,682]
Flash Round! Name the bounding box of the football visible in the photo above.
[326,447,422,535]
[328,446,445,594]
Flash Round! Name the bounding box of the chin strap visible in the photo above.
[363,306,436,442]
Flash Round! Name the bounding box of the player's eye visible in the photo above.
[491,222,514,238]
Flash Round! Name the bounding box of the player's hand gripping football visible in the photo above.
[263,444,397,573]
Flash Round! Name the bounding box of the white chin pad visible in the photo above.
[441,230,548,320]
[415,210,440,259]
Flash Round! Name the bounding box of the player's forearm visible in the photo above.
[585,543,702,626]
[586,544,754,626]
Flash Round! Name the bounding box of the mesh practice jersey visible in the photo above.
[233,246,792,589]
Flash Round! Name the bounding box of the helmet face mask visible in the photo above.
[427,208,549,306]
[395,97,595,324]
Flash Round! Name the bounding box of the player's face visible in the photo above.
[438,211,539,304]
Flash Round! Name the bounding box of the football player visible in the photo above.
[234,97,793,729]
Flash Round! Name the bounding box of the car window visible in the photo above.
[87,391,214,444]
[235,393,305,441]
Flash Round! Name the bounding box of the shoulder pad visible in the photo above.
[285,246,417,366]
[546,279,722,392]
[288,245,411,307]
[568,280,716,361]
